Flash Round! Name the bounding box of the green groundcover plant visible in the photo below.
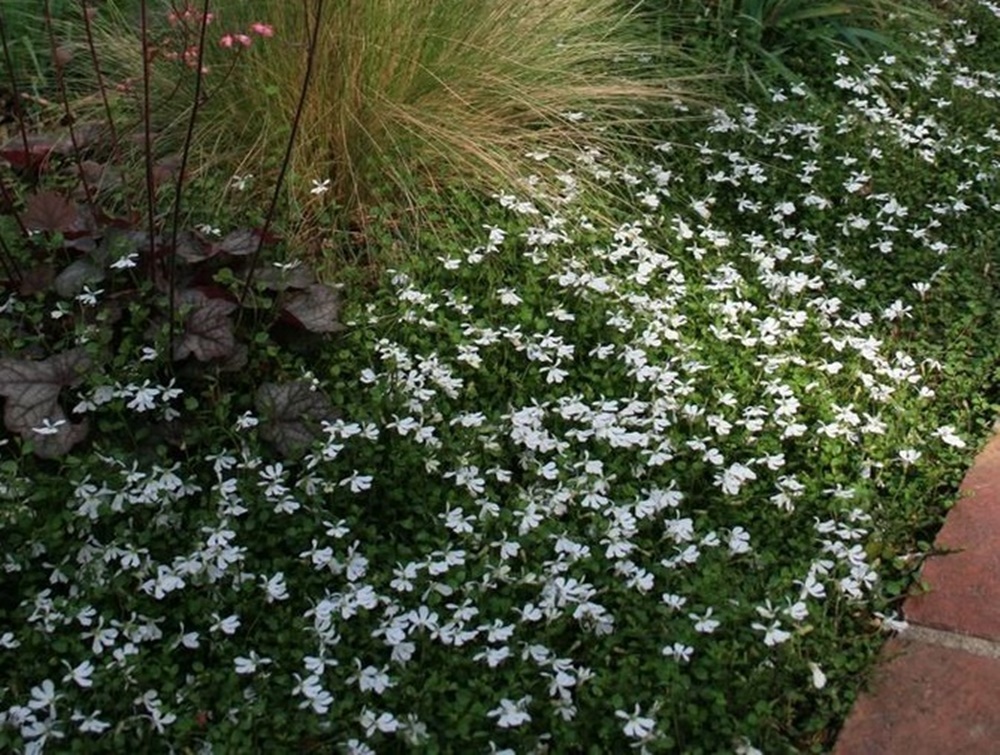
[1,1,1000,753]
[634,0,934,93]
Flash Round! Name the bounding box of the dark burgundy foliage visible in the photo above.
[254,380,338,457]
[280,283,344,333]
[172,288,239,362]
[0,348,91,458]
[0,0,341,460]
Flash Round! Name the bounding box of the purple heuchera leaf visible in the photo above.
[54,259,105,298]
[0,135,58,170]
[21,190,83,234]
[255,264,316,291]
[0,347,91,458]
[214,228,259,257]
[173,288,239,362]
[254,380,337,457]
[172,230,212,263]
[281,284,343,333]
[32,418,90,460]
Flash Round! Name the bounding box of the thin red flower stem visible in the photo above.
[43,0,99,210]
[0,6,32,175]
[167,0,212,358]
[80,0,128,208]
[139,0,158,280]
[238,0,325,310]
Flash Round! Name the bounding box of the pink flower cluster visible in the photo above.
[219,23,275,49]
[158,4,274,71]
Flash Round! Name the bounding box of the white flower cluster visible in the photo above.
[3,8,998,751]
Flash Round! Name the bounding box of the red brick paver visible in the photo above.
[835,638,1000,754]
[905,434,1000,641]
[835,434,1000,754]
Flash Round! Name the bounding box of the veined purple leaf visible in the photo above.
[217,343,249,373]
[31,415,90,459]
[54,259,105,298]
[0,348,92,458]
[0,135,57,170]
[255,381,337,457]
[21,190,84,234]
[172,230,213,263]
[214,228,260,257]
[173,289,239,362]
[254,264,316,291]
[281,284,343,333]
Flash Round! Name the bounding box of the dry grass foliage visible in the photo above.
[93,0,692,227]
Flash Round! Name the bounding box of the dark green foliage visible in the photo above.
[631,0,935,93]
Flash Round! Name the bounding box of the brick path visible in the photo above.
[835,435,1000,753]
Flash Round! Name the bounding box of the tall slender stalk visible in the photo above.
[167,0,212,357]
[0,230,22,286]
[0,8,32,252]
[139,0,158,281]
[80,0,126,205]
[0,173,33,242]
[238,0,326,309]
[0,7,32,171]
[43,0,99,210]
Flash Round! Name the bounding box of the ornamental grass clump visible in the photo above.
[90,0,689,238]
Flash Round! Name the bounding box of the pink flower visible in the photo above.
[219,34,251,49]
[220,25,265,50]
